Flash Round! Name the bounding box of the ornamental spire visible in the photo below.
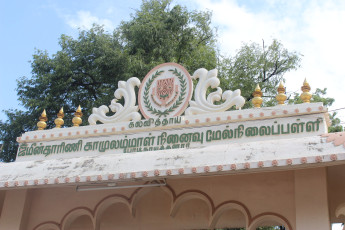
[54,107,64,128]
[37,109,48,130]
[300,78,312,103]
[252,84,263,108]
[72,105,83,127]
[276,81,287,105]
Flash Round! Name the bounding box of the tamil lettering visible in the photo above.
[18,117,323,158]
[18,140,82,157]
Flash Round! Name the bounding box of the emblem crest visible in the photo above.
[138,63,193,119]
[152,78,178,106]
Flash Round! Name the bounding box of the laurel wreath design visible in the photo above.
[143,68,187,117]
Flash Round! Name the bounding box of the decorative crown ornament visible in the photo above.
[72,105,83,127]
[37,109,48,130]
[276,81,287,105]
[54,107,64,128]
[252,84,263,108]
[300,78,312,103]
[88,63,245,124]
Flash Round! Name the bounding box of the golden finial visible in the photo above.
[54,107,64,128]
[72,105,83,127]
[252,84,263,108]
[37,109,48,130]
[276,81,287,105]
[300,78,312,103]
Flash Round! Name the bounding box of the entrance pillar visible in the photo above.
[0,189,30,230]
[294,167,330,230]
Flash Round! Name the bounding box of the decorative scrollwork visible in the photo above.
[185,68,245,116]
[88,77,141,125]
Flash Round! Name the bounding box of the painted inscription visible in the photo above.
[128,117,182,129]
[17,117,323,158]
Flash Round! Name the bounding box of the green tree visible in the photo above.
[120,0,217,73]
[0,0,217,162]
[218,39,301,108]
[329,112,343,133]
[288,88,343,132]
[16,26,130,126]
[0,110,36,162]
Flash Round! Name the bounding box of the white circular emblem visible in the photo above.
[138,63,193,119]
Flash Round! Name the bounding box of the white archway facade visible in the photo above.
[0,65,344,230]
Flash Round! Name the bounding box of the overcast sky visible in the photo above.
[1,0,344,127]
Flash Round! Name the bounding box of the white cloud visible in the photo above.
[64,10,115,31]
[57,0,345,120]
[191,0,345,120]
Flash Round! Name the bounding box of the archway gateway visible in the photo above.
[0,63,344,230]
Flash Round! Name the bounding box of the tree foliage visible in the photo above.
[120,0,217,72]
[0,0,340,163]
[0,0,217,162]
[219,39,301,107]
[288,88,343,132]
[17,27,130,127]
[0,110,36,162]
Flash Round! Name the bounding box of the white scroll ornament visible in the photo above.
[88,77,142,125]
[185,68,245,115]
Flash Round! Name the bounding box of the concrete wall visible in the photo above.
[295,167,330,230]
[327,164,345,224]
[0,166,339,230]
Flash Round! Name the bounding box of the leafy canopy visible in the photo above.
[288,88,343,133]
[0,0,217,162]
[219,39,301,106]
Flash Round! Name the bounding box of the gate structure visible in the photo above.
[0,63,344,230]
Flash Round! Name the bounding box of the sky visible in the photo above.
[0,0,344,127]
